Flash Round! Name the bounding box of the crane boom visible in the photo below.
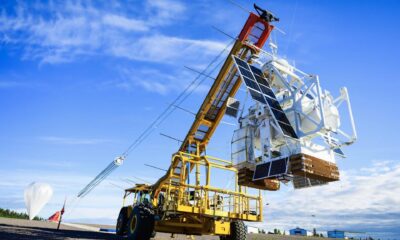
[179,11,276,155]
[152,8,277,192]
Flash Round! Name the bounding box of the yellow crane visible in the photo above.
[116,5,280,240]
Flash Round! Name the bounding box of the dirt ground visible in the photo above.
[0,217,333,240]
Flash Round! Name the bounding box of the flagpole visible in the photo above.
[57,197,66,230]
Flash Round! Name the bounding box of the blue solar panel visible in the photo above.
[250,65,263,76]
[240,68,255,80]
[253,162,271,180]
[248,89,267,104]
[235,57,251,70]
[253,158,289,181]
[265,97,281,110]
[233,56,298,139]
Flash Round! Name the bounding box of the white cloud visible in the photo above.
[106,66,212,95]
[258,160,400,235]
[0,1,229,95]
[102,14,148,32]
[0,0,224,66]
[108,34,226,64]
[144,0,186,26]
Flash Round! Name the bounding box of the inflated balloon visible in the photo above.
[24,182,53,220]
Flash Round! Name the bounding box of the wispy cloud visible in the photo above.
[103,66,212,95]
[0,0,225,65]
[102,14,148,32]
[38,136,111,145]
[107,34,226,64]
[256,160,400,236]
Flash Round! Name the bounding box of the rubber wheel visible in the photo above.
[127,206,155,240]
[221,221,246,240]
[116,207,129,236]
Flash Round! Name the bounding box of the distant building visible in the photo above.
[289,227,311,236]
[246,225,259,234]
[327,230,346,238]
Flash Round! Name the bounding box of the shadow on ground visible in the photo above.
[0,223,120,240]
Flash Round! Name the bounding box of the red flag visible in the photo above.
[48,211,61,222]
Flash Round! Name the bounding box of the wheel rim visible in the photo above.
[130,215,137,233]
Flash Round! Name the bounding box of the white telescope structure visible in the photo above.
[230,43,357,189]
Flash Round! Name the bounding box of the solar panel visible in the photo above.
[248,89,266,104]
[253,158,290,181]
[269,158,288,176]
[250,65,263,76]
[279,122,297,138]
[235,57,250,70]
[232,56,298,139]
[265,97,281,110]
[243,77,261,92]
[240,68,255,80]
[253,162,270,180]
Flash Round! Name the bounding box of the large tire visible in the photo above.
[116,207,129,236]
[220,221,246,240]
[231,221,247,240]
[127,205,155,240]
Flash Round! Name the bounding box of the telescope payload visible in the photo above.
[230,43,357,189]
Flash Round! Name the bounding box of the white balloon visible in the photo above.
[24,182,53,220]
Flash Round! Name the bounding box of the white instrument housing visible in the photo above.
[232,44,357,171]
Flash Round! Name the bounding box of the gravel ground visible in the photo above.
[0,217,118,240]
[0,217,334,240]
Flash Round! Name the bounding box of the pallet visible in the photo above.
[289,154,339,182]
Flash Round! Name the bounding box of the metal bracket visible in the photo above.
[254,4,279,23]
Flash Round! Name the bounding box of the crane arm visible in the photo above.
[179,10,276,155]
[151,7,278,193]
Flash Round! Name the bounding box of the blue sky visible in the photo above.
[0,0,399,238]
